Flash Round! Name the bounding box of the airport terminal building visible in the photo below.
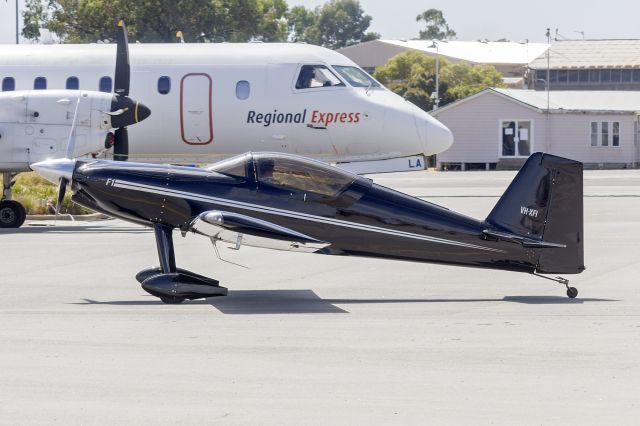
[432,88,640,170]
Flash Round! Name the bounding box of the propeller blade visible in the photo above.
[113,127,129,161]
[55,177,69,217]
[65,96,81,159]
[114,20,130,97]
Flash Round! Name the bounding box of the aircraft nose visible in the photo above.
[422,116,453,156]
[30,159,76,185]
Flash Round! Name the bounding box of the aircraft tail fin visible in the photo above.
[484,152,584,274]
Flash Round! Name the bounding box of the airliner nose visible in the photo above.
[423,116,453,156]
[30,159,76,185]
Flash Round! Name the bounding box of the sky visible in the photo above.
[2,0,640,44]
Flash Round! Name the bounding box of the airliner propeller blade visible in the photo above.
[114,20,130,97]
[113,127,129,161]
[111,20,149,161]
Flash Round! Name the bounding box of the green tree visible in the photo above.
[22,0,289,43]
[374,50,505,111]
[287,0,374,49]
[416,8,456,40]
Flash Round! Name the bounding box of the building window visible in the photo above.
[601,122,609,146]
[99,76,112,93]
[633,70,640,82]
[557,70,568,83]
[235,80,250,100]
[621,69,632,83]
[591,121,620,147]
[611,69,621,83]
[66,76,79,90]
[590,122,599,146]
[34,77,47,90]
[501,120,531,157]
[549,70,557,83]
[157,76,171,94]
[601,69,611,83]
[2,77,15,91]
[578,70,589,83]
[589,70,600,83]
[568,70,579,83]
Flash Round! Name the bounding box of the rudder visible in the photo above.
[484,152,584,274]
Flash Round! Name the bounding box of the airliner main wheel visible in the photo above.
[566,287,578,299]
[0,200,26,228]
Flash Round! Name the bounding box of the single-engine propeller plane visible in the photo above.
[31,150,585,303]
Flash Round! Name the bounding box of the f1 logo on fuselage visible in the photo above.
[106,178,116,187]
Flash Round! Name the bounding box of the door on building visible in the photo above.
[180,73,213,145]
[501,120,532,157]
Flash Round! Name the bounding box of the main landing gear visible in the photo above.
[533,272,579,299]
[137,224,227,304]
[0,172,26,228]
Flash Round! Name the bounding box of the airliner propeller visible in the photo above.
[110,20,150,161]
[46,20,151,217]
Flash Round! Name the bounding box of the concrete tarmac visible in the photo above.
[1,169,639,425]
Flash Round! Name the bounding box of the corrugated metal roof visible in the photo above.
[379,40,549,65]
[529,40,640,69]
[493,88,640,112]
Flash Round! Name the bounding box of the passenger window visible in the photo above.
[34,77,47,90]
[99,76,112,93]
[256,154,356,197]
[295,65,344,90]
[236,80,250,100]
[66,76,79,90]
[2,77,15,91]
[157,76,171,94]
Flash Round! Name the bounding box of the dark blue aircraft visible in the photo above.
[32,151,584,303]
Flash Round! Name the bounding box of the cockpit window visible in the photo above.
[255,153,356,197]
[332,66,381,89]
[206,154,248,178]
[295,65,345,90]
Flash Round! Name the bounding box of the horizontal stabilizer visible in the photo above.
[482,229,566,249]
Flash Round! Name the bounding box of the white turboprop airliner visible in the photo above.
[0,40,453,228]
[0,42,452,167]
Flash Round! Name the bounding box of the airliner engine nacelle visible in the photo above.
[0,90,149,171]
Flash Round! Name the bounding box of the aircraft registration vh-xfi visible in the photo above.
[0,24,453,228]
[32,150,585,304]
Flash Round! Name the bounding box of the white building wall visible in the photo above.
[434,91,545,164]
[548,113,636,166]
[434,91,638,167]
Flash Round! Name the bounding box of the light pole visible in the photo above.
[15,0,19,44]
[428,40,440,110]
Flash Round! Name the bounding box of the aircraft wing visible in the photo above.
[189,210,329,253]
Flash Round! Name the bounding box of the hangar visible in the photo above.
[431,88,640,170]
[338,39,549,87]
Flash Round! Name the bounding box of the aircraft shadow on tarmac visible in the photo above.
[0,224,150,235]
[74,290,618,314]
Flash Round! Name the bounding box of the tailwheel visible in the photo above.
[566,287,578,299]
[160,296,186,304]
